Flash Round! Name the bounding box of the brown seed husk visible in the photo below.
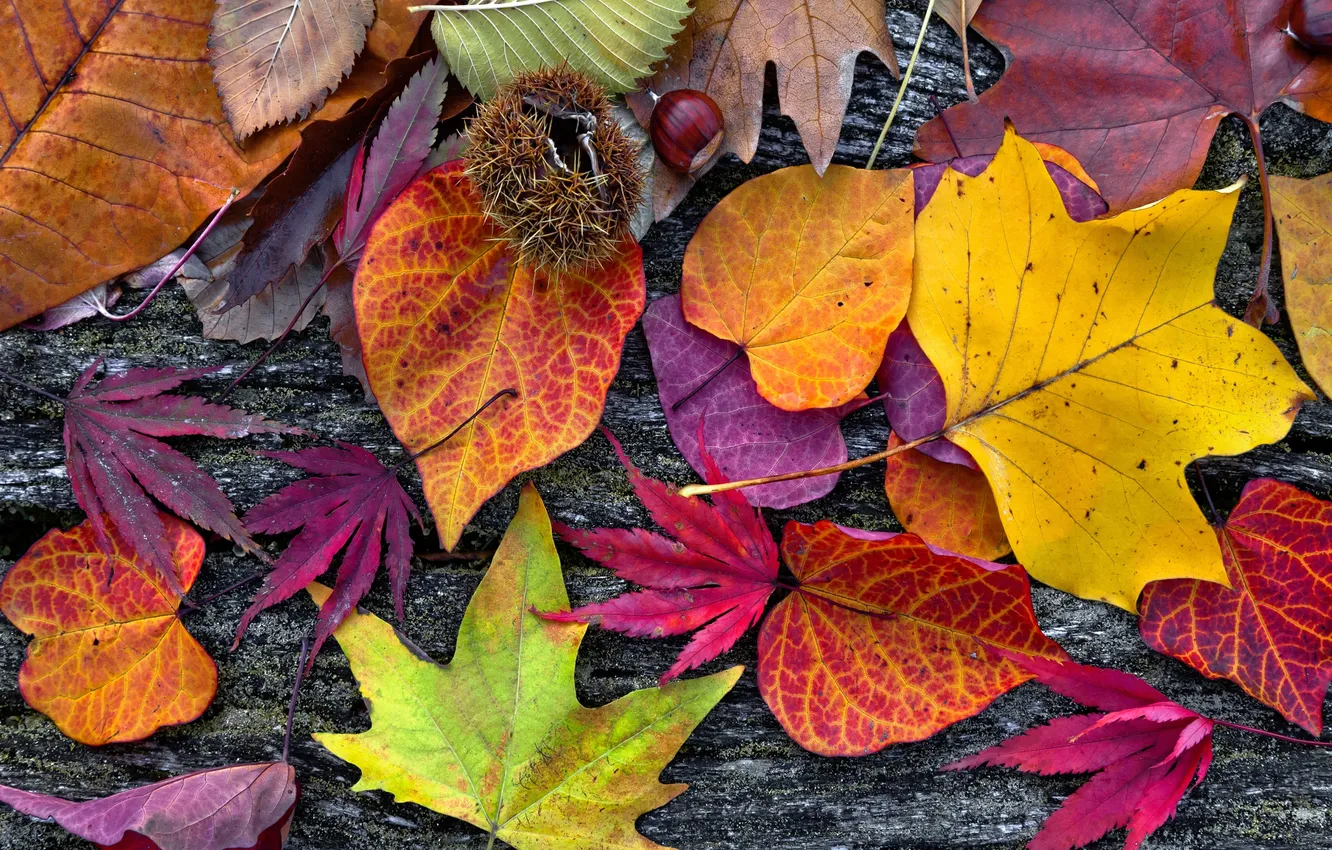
[465,67,644,272]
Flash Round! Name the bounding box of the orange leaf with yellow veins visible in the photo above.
[681,165,914,411]
[355,162,646,550]
[0,515,216,746]
[758,521,1065,756]
[883,432,1011,561]
[0,0,419,330]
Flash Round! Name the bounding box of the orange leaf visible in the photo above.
[681,165,913,411]
[883,432,1011,561]
[355,162,646,549]
[0,515,216,746]
[758,521,1064,756]
[0,0,415,330]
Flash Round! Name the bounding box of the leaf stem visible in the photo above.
[216,257,344,402]
[283,638,310,764]
[108,189,241,323]
[1242,115,1277,327]
[181,570,267,613]
[960,0,976,101]
[1213,719,1332,747]
[398,388,519,468]
[678,430,939,497]
[1191,460,1223,528]
[867,0,937,169]
[671,348,743,412]
[419,549,496,562]
[0,370,66,404]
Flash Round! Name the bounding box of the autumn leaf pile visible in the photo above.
[2,2,1332,850]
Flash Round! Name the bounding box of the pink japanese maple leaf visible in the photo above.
[542,427,779,684]
[62,359,297,595]
[0,762,298,850]
[945,654,1215,850]
[235,442,424,666]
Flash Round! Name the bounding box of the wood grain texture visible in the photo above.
[0,6,1330,848]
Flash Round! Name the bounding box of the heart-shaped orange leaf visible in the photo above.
[681,165,913,411]
[354,161,646,549]
[0,515,216,746]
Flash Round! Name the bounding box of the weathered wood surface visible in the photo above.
[2,5,1332,848]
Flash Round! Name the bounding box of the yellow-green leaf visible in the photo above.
[311,483,740,850]
[910,127,1313,612]
[425,0,691,99]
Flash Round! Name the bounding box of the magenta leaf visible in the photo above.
[63,360,297,595]
[236,442,424,667]
[0,762,298,850]
[643,294,869,508]
[541,428,779,684]
[946,657,1214,850]
[335,56,451,266]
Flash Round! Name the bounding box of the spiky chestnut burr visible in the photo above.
[464,67,644,272]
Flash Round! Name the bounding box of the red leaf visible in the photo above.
[63,361,297,595]
[760,522,1065,755]
[0,762,298,850]
[946,657,1214,850]
[1140,477,1332,735]
[236,442,424,667]
[335,56,454,267]
[542,427,779,684]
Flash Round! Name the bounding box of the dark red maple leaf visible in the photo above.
[542,427,779,684]
[235,442,424,666]
[946,654,1215,850]
[62,359,296,595]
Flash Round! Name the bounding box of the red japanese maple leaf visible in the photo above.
[62,359,296,595]
[946,655,1215,850]
[235,442,424,666]
[543,427,780,684]
[1140,477,1332,736]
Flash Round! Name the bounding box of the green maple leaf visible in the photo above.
[310,483,741,850]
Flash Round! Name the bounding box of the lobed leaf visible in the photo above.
[910,128,1312,611]
[1271,173,1332,396]
[312,483,740,850]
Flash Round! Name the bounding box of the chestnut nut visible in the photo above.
[649,89,726,175]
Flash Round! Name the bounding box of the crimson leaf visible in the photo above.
[946,655,1215,850]
[63,360,296,595]
[542,427,779,684]
[236,442,424,667]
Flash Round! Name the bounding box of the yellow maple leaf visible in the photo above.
[910,127,1313,611]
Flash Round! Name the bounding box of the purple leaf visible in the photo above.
[21,283,120,331]
[0,762,298,850]
[63,362,298,594]
[236,442,424,667]
[914,156,1109,222]
[643,295,867,508]
[335,56,451,266]
[877,323,977,468]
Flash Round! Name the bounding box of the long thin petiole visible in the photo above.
[108,189,241,323]
[0,370,67,404]
[282,638,310,763]
[1242,115,1277,327]
[399,388,519,467]
[960,0,976,100]
[679,430,940,497]
[867,0,937,169]
[1214,718,1332,747]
